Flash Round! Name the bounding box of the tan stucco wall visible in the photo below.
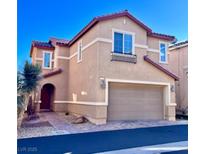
[147,37,159,49]
[31,47,37,62]
[98,16,172,69]
[54,46,69,69]
[32,45,69,84]
[57,46,70,57]
[32,47,55,74]
[38,58,69,107]
[147,37,169,50]
[34,48,55,59]
[68,43,99,102]
[69,23,99,55]
[53,103,69,112]
[68,104,107,124]
[168,46,188,109]
[68,104,107,119]
[165,105,176,121]
[147,37,171,69]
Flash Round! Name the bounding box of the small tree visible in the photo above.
[21,61,41,94]
[17,61,41,127]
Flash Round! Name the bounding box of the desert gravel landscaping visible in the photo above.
[18,112,187,139]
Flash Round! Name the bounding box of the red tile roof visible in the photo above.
[148,32,176,41]
[32,41,55,49]
[30,41,55,57]
[169,40,188,48]
[144,55,179,81]
[49,37,70,44]
[30,38,70,56]
[56,42,70,47]
[49,37,70,47]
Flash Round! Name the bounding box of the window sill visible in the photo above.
[111,52,137,63]
[159,61,168,65]
[111,52,136,57]
[42,67,53,70]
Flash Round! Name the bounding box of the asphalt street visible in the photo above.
[18,124,188,154]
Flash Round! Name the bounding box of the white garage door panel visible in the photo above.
[108,83,164,121]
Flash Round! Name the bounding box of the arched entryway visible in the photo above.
[40,84,55,111]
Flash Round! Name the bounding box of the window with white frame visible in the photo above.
[124,34,133,54]
[77,40,82,62]
[159,43,167,63]
[113,30,134,55]
[43,51,52,69]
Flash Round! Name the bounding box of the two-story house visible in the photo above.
[30,10,179,124]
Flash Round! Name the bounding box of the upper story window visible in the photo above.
[124,34,133,54]
[113,29,135,55]
[114,32,123,53]
[43,51,52,69]
[77,40,82,63]
[159,42,167,63]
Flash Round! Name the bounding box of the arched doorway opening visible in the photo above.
[40,84,55,111]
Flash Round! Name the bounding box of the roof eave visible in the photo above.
[56,42,69,47]
[148,33,176,41]
[169,40,188,50]
[68,19,98,46]
[144,55,179,81]
[42,68,62,78]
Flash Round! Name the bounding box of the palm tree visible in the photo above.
[17,61,41,128]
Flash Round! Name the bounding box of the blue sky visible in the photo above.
[18,0,188,69]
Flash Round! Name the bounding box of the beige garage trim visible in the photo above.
[105,79,172,121]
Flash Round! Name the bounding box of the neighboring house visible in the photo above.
[30,10,179,124]
[168,41,188,114]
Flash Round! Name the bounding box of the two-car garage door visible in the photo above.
[108,82,164,121]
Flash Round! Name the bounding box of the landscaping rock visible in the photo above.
[71,116,88,124]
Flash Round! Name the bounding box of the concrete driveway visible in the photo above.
[18,112,187,139]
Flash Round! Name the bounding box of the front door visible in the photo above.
[40,84,54,111]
